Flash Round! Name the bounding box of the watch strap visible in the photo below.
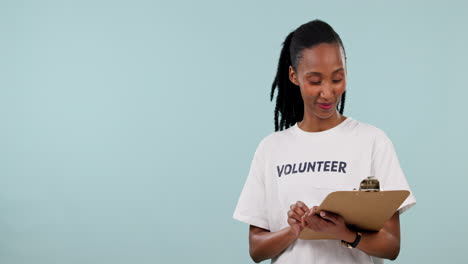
[341,232,362,248]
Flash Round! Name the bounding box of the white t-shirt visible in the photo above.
[232,116,416,264]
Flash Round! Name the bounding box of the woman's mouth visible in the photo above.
[318,103,333,110]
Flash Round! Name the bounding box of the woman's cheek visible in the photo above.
[333,83,346,96]
[340,80,347,92]
[303,85,321,97]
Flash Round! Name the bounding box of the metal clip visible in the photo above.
[359,176,380,192]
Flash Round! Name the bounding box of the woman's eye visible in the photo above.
[332,79,343,83]
[309,81,321,85]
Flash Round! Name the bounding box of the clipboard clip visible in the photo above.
[358,176,380,192]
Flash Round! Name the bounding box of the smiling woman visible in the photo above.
[270,19,348,132]
[289,42,347,124]
[232,19,416,264]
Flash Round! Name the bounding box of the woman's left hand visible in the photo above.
[302,206,352,240]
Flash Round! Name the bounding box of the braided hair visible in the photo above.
[270,19,347,132]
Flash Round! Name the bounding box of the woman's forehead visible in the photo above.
[297,43,345,75]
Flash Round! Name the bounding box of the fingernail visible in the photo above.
[320,211,325,217]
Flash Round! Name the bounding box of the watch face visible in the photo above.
[341,241,352,248]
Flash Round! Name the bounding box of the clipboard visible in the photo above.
[298,190,410,240]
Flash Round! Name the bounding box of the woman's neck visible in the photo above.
[298,112,346,132]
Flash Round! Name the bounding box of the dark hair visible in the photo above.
[270,19,347,132]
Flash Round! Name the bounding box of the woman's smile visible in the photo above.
[318,103,333,110]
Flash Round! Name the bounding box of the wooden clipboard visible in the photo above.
[299,190,410,240]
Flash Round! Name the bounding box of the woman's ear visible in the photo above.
[289,66,300,86]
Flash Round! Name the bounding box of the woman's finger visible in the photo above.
[288,210,302,223]
[312,206,319,214]
[296,201,310,212]
[288,217,299,225]
[319,211,339,224]
[293,202,307,215]
[308,206,318,217]
[290,202,307,216]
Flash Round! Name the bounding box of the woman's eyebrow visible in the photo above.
[305,67,344,76]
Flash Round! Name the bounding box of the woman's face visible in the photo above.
[289,42,346,120]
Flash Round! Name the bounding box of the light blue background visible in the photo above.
[0,0,466,263]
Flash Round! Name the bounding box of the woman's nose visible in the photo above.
[319,85,334,99]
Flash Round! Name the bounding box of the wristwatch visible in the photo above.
[341,232,362,248]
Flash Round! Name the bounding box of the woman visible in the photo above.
[232,19,416,264]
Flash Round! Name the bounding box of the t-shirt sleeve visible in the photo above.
[370,129,416,215]
[232,138,270,230]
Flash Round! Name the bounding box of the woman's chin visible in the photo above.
[314,111,337,120]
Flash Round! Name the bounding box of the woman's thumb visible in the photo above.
[319,211,337,223]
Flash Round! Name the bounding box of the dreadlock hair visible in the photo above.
[270,19,347,132]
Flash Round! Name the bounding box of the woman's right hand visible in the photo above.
[287,201,310,238]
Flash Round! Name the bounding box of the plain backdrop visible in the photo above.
[0,0,466,263]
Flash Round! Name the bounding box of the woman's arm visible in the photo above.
[340,211,401,260]
[305,207,401,260]
[249,225,297,263]
[249,201,310,263]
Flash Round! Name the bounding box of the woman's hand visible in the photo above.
[303,206,353,241]
[287,201,309,238]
